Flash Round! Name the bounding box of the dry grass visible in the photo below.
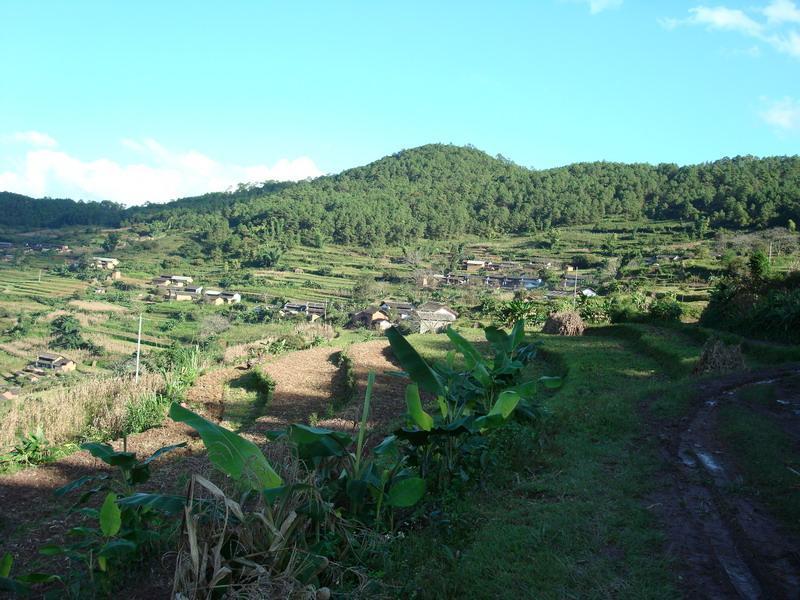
[693,339,746,375]
[0,372,164,450]
[86,333,138,355]
[223,339,273,364]
[67,300,129,313]
[542,311,586,336]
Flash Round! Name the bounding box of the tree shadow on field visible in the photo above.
[225,371,271,430]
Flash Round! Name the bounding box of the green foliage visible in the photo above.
[647,295,683,322]
[350,273,381,305]
[122,393,171,435]
[491,299,546,327]
[50,314,100,353]
[7,146,799,242]
[386,321,558,487]
[33,441,187,597]
[101,232,121,253]
[0,427,51,469]
[749,248,770,282]
[169,402,283,489]
[701,270,800,343]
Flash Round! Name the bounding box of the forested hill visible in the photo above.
[2,145,799,244]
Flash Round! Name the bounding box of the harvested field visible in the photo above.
[252,346,341,431]
[328,340,408,433]
[185,366,243,421]
[68,300,129,313]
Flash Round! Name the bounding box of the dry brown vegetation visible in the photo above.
[693,339,746,375]
[0,372,164,449]
[542,311,586,336]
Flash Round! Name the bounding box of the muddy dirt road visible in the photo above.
[646,364,800,600]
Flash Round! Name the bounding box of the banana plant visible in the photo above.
[385,320,560,482]
[264,374,426,529]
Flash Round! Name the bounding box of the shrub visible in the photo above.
[578,297,611,324]
[122,392,171,434]
[252,364,276,398]
[542,311,586,336]
[647,296,683,321]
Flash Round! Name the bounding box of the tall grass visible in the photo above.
[0,372,164,450]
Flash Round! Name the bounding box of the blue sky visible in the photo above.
[1,0,798,205]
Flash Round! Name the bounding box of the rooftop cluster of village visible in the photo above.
[150,274,242,305]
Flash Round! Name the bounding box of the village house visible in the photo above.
[156,275,194,286]
[350,306,391,330]
[1,388,20,400]
[380,300,415,320]
[169,286,203,302]
[202,290,241,305]
[462,259,487,273]
[581,288,598,297]
[33,353,77,373]
[281,300,327,320]
[221,292,242,304]
[151,276,172,287]
[562,274,587,289]
[108,270,122,281]
[411,302,458,334]
[92,257,119,270]
[203,290,225,305]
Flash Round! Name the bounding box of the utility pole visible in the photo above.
[38,269,42,283]
[769,241,773,266]
[135,313,142,383]
[573,274,578,308]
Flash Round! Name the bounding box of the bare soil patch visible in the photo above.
[325,340,408,434]
[251,346,341,431]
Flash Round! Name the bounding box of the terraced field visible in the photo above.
[0,267,87,298]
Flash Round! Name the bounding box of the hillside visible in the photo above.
[2,145,800,243]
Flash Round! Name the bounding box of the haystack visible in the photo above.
[693,339,745,375]
[542,311,585,336]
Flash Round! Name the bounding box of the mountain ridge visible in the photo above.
[1,144,799,240]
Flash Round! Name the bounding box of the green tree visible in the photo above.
[748,249,770,284]
[351,274,381,306]
[51,315,89,350]
[101,232,121,253]
[546,228,561,250]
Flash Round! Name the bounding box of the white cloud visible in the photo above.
[763,0,800,24]
[768,28,800,56]
[760,96,800,130]
[5,131,58,148]
[663,2,800,59]
[0,137,324,206]
[688,6,764,36]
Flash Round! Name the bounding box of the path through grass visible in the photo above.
[384,327,680,599]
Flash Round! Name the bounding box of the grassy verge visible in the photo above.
[382,327,678,599]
